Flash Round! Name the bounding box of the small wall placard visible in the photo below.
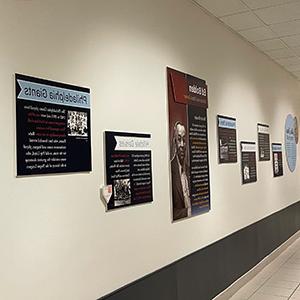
[241,141,257,184]
[217,115,237,163]
[104,131,153,210]
[257,123,270,161]
[272,143,283,177]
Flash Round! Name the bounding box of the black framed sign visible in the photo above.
[241,141,257,184]
[16,74,91,176]
[217,115,237,163]
[257,123,270,161]
[272,143,283,177]
[104,131,153,210]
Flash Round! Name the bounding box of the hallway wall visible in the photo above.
[0,0,300,299]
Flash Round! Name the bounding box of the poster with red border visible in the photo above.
[167,67,210,221]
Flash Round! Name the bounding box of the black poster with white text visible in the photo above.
[217,115,237,163]
[272,143,283,177]
[241,141,257,184]
[16,74,91,176]
[105,131,153,210]
[188,106,210,215]
[258,123,270,161]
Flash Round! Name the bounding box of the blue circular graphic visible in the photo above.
[285,114,297,172]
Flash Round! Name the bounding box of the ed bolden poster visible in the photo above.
[167,67,210,221]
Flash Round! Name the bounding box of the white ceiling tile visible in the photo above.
[241,0,298,10]
[270,20,300,36]
[254,2,300,25]
[285,64,300,71]
[195,0,248,17]
[292,70,300,77]
[253,39,286,50]
[281,34,300,47]
[265,47,294,59]
[239,26,277,41]
[275,56,300,66]
[292,46,300,55]
[221,12,261,30]
[195,0,300,80]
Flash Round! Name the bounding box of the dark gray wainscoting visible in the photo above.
[99,201,300,300]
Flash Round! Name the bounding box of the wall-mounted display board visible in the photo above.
[167,67,210,221]
[241,141,257,184]
[257,123,270,161]
[16,74,91,176]
[285,114,298,172]
[104,131,153,210]
[272,143,283,177]
[217,115,237,163]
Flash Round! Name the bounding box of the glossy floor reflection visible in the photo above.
[229,235,300,300]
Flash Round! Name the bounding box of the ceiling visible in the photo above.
[194,0,300,80]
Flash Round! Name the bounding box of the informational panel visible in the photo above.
[104,131,153,210]
[285,114,298,172]
[257,123,270,161]
[217,115,237,163]
[241,141,257,184]
[167,67,210,221]
[16,74,91,176]
[272,143,283,177]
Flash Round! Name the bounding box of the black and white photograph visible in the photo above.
[243,164,250,181]
[113,179,131,206]
[220,140,229,161]
[67,111,88,137]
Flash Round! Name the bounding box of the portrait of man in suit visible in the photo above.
[171,121,191,220]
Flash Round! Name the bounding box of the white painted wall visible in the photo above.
[0,0,300,299]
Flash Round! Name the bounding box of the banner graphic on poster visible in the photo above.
[167,67,210,221]
[285,114,298,172]
[272,143,283,177]
[16,74,91,176]
[257,123,270,161]
[217,115,237,163]
[241,141,257,184]
[104,131,153,210]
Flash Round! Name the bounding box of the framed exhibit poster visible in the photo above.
[257,123,270,161]
[241,141,257,184]
[167,67,210,221]
[217,115,237,163]
[272,143,283,177]
[104,131,153,210]
[285,114,298,172]
[16,74,91,176]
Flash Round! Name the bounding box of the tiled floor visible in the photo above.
[229,235,300,300]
